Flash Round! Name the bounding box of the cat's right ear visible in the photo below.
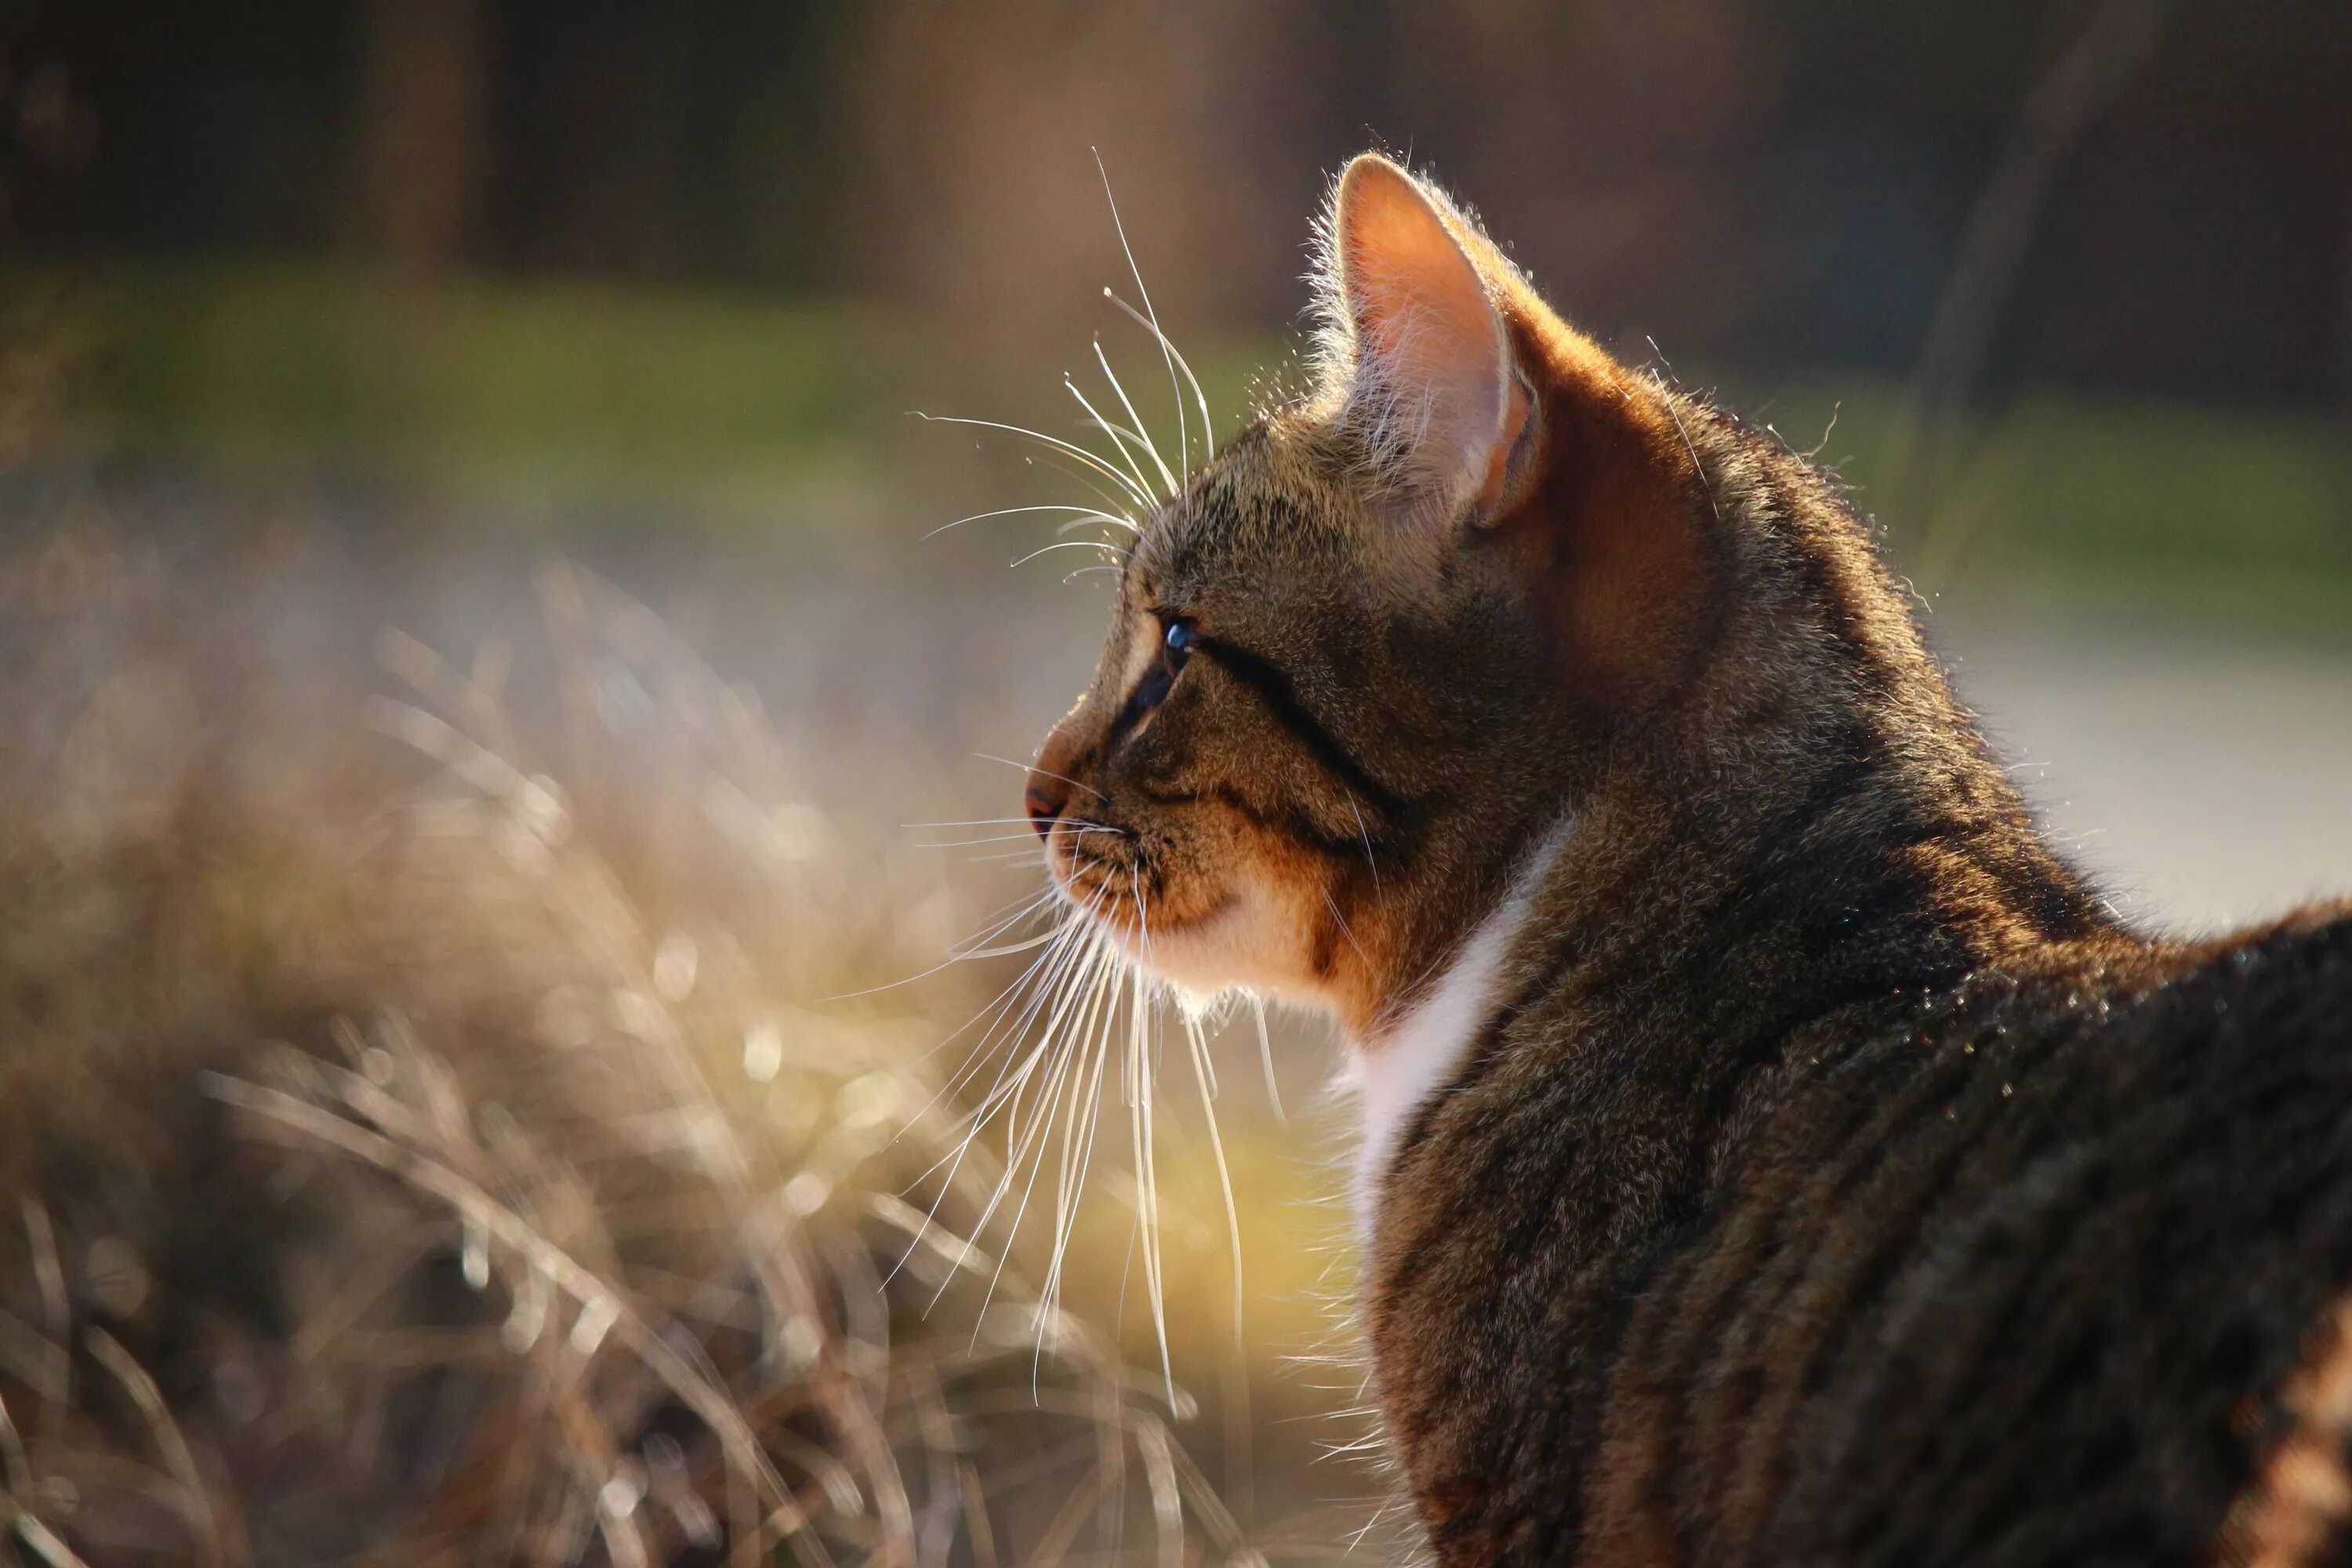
[1315,154,1534,527]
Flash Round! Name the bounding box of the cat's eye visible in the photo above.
[1163,619,1197,672]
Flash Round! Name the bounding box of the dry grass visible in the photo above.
[0,528,1263,1566]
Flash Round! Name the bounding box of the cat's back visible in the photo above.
[1595,902,2352,1567]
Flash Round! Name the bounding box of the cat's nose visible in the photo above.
[1030,780,1068,841]
[1025,775,1069,838]
[1028,717,1087,840]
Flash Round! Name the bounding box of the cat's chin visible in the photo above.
[1059,875,1331,1012]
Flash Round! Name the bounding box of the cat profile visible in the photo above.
[1024,153,2352,1566]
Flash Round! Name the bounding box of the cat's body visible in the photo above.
[1370,777,2352,1566]
[1022,154,2352,1565]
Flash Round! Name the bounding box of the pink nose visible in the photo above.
[1027,716,1087,840]
[1025,780,1067,838]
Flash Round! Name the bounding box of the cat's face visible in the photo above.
[1024,155,1708,1032]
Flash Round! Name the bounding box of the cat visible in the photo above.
[1022,152,2352,1566]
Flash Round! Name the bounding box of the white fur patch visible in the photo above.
[1345,816,1573,1232]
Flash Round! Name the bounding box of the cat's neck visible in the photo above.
[1349,671,2124,1237]
[1348,811,1577,1229]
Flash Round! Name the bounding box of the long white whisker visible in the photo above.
[1038,934,1120,1360]
[935,887,1112,1186]
[1185,1011,1247,1346]
[945,894,1105,1113]
[955,922,1120,1318]
[1130,960,1174,1409]
[903,957,1089,1287]
[816,883,1062,1002]
[895,906,1090,1163]
[973,752,1109,803]
[1065,375,1162,504]
[1074,413,1159,452]
[909,890,1098,1112]
[1025,450,1149,532]
[971,968,1093,1331]
[909,830,1078,849]
[1323,887,1368,964]
[1252,994,1286,1127]
[1122,866,1177,1410]
[942,883,1065,950]
[1094,148,1199,478]
[1025,934,1123,1379]
[1093,338,1180,495]
[888,902,1100,1283]
[913,412,1154,510]
[1103,289,1215,469]
[1010,539,1124,570]
[1346,793,1382,898]
[921,503,1129,542]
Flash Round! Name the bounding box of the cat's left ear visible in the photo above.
[1316,154,1535,524]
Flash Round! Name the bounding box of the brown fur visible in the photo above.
[2215,1298,2352,1568]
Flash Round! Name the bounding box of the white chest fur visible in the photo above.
[1345,818,1572,1232]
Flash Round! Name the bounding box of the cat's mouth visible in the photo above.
[1045,827,1250,972]
[1047,830,1330,1004]
[1049,830,1219,935]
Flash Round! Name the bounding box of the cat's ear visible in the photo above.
[1316,154,1533,524]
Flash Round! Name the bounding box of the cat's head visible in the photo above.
[1022,154,1886,1032]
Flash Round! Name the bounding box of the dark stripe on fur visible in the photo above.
[1193,633,1408,823]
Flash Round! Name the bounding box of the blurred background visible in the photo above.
[0,2,2347,1563]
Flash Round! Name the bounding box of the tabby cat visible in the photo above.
[1022,154,2352,1566]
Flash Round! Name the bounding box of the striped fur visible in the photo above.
[1023,154,2352,1566]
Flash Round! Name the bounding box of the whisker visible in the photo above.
[1065,376,1162,504]
[1184,1011,1247,1346]
[1074,412,1159,452]
[1022,451,1148,533]
[1121,868,1179,1410]
[1094,148,1201,477]
[913,412,1154,510]
[1252,994,1287,1127]
[920,503,1128,542]
[914,829,1120,856]
[944,895,1104,1109]
[1128,960,1174,1409]
[910,831,1070,849]
[1092,337,1180,496]
[898,904,1104,1276]
[1011,539,1125,570]
[1102,289,1215,469]
[953,920,1119,1316]
[899,988,1062,1205]
[1038,934,1120,1344]
[973,753,1109,803]
[1323,887,1369,964]
[894,904,1079,1098]
[815,884,1062,1001]
[1345,793,1382,898]
[987,933,1120,1338]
